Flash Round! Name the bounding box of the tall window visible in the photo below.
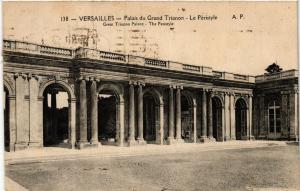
[268,100,281,134]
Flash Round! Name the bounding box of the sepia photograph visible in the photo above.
[2,1,300,191]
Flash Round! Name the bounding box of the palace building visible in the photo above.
[3,39,299,151]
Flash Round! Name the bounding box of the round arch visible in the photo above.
[142,87,164,144]
[211,94,224,108]
[181,90,197,107]
[3,78,16,152]
[234,96,248,109]
[38,80,75,100]
[235,98,248,140]
[212,96,224,141]
[39,80,76,148]
[98,83,124,103]
[181,90,197,143]
[3,79,14,96]
[143,87,163,105]
[98,83,125,146]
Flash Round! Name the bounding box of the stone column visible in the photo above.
[137,83,145,143]
[175,87,184,143]
[244,98,250,140]
[258,94,266,139]
[167,86,175,144]
[119,101,125,146]
[230,93,236,140]
[289,89,299,141]
[193,103,197,143]
[248,94,255,140]
[207,91,215,141]
[77,79,88,148]
[159,102,164,145]
[224,93,231,141]
[69,98,76,148]
[222,104,225,142]
[128,82,136,145]
[8,96,16,151]
[90,80,99,146]
[200,90,207,142]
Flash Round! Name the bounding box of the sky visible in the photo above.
[3,1,298,76]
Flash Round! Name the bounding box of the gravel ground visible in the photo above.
[5,144,300,191]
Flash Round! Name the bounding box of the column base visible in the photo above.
[76,141,98,149]
[90,140,101,147]
[289,135,299,141]
[8,143,15,152]
[127,139,138,147]
[14,142,27,151]
[230,137,236,140]
[199,136,210,143]
[208,136,216,142]
[167,137,175,145]
[224,136,231,141]
[28,142,42,148]
[174,138,185,144]
[136,139,147,145]
[249,135,255,140]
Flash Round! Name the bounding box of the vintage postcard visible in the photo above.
[2,1,299,191]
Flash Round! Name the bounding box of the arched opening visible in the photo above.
[268,99,281,138]
[4,87,10,151]
[181,94,193,143]
[235,98,247,140]
[212,97,223,141]
[143,92,157,143]
[43,84,69,146]
[98,90,118,145]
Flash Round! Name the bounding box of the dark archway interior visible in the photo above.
[212,97,222,141]
[98,90,117,143]
[181,95,192,142]
[4,87,10,151]
[143,93,156,142]
[235,99,247,140]
[43,84,69,146]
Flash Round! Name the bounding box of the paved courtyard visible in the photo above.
[5,142,300,191]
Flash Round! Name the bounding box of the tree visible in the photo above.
[265,63,282,74]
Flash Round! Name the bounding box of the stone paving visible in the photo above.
[5,141,288,164]
[4,141,299,191]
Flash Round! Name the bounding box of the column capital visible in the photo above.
[137,81,145,86]
[169,85,183,89]
[202,88,212,93]
[86,76,100,82]
[76,76,86,82]
[129,80,138,86]
[169,85,176,89]
[27,73,40,81]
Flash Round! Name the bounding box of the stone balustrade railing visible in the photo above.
[213,71,255,83]
[3,39,257,83]
[255,69,298,82]
[3,39,73,58]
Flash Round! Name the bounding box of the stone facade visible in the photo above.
[2,39,298,151]
[254,71,299,140]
